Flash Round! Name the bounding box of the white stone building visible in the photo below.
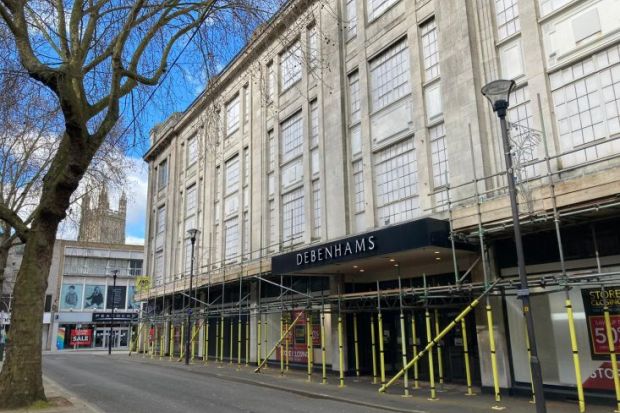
[142,0,620,402]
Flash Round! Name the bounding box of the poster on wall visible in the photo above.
[57,327,65,350]
[69,329,93,347]
[84,285,106,309]
[106,285,127,310]
[60,284,83,310]
[127,286,138,310]
[581,286,620,359]
[276,311,321,364]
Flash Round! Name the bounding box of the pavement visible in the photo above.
[0,351,615,413]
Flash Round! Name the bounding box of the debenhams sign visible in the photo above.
[296,235,376,266]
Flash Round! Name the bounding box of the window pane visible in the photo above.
[312,180,321,239]
[420,18,440,81]
[429,123,448,188]
[281,41,302,90]
[346,0,357,40]
[369,39,411,111]
[367,0,398,21]
[187,136,198,166]
[349,71,361,124]
[280,111,303,163]
[224,217,240,261]
[226,94,240,135]
[495,0,520,41]
[282,187,304,242]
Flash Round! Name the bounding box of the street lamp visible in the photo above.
[481,79,546,413]
[185,228,198,365]
[108,269,119,355]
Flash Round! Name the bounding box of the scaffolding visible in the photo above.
[135,95,620,411]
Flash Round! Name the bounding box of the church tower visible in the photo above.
[77,186,127,244]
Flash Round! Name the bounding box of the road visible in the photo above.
[43,353,384,413]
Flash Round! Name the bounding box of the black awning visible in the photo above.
[271,217,471,275]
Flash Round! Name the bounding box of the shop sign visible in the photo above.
[584,361,618,390]
[276,311,321,364]
[93,312,138,322]
[581,287,620,359]
[69,329,92,347]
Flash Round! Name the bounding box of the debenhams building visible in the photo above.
[140,0,620,404]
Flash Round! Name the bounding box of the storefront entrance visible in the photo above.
[94,327,129,349]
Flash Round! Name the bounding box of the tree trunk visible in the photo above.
[0,229,9,308]
[0,220,57,408]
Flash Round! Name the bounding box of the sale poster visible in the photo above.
[69,329,93,347]
[581,287,620,359]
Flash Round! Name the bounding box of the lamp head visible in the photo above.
[187,228,199,242]
[481,79,516,117]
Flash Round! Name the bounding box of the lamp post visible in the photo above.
[481,79,546,412]
[108,269,119,355]
[185,228,198,365]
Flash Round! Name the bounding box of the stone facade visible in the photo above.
[78,186,127,245]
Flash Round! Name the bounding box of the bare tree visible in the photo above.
[0,0,277,407]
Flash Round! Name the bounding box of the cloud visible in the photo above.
[125,235,145,245]
[124,156,149,242]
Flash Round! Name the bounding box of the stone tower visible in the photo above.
[78,186,126,244]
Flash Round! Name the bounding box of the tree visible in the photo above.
[0,0,276,407]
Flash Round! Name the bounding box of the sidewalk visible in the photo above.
[121,353,611,413]
[0,374,101,413]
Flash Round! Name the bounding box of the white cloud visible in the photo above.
[125,235,145,245]
[124,156,149,241]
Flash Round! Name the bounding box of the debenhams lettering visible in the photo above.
[296,236,376,266]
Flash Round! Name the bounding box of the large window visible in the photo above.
[369,39,411,112]
[429,123,448,188]
[312,180,321,239]
[420,18,440,82]
[282,187,304,243]
[495,0,520,41]
[267,62,275,102]
[158,159,168,190]
[187,136,198,166]
[225,155,240,195]
[352,160,365,214]
[268,130,276,171]
[538,0,571,17]
[185,184,197,231]
[280,111,304,163]
[308,26,319,72]
[367,0,398,21]
[156,205,166,251]
[224,217,240,261]
[281,41,302,90]
[268,199,277,250]
[550,44,620,161]
[154,251,164,285]
[346,0,357,40]
[373,138,419,226]
[348,71,361,124]
[226,94,240,135]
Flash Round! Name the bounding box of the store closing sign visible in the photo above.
[581,287,620,358]
[276,311,321,364]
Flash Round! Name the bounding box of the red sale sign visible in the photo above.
[583,362,619,390]
[276,311,321,364]
[69,329,92,347]
[587,315,620,355]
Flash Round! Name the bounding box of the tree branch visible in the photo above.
[0,202,29,242]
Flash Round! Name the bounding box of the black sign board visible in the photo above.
[271,218,465,275]
[106,286,127,310]
[581,286,620,359]
[93,312,138,322]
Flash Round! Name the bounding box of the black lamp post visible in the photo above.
[185,228,198,365]
[481,79,546,413]
[108,269,119,355]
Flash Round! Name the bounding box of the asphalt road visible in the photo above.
[43,353,384,413]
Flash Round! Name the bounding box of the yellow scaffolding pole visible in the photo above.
[399,310,410,397]
[425,309,437,400]
[255,312,304,373]
[204,319,209,364]
[411,314,419,389]
[486,303,502,407]
[179,324,185,361]
[219,316,224,363]
[229,318,234,364]
[159,328,165,360]
[149,326,155,359]
[215,318,220,364]
[338,313,345,388]
[321,309,327,384]
[237,317,242,367]
[379,281,496,393]
[434,309,444,385]
[378,312,386,387]
[141,324,147,357]
[280,315,285,375]
[604,302,620,412]
[257,317,262,366]
[370,314,378,385]
[129,323,144,356]
[353,313,360,378]
[285,314,290,372]
[461,318,474,396]
[307,312,313,382]
[525,327,535,403]
[191,324,197,363]
[245,318,250,366]
[263,318,268,367]
[169,324,174,361]
[565,299,585,412]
